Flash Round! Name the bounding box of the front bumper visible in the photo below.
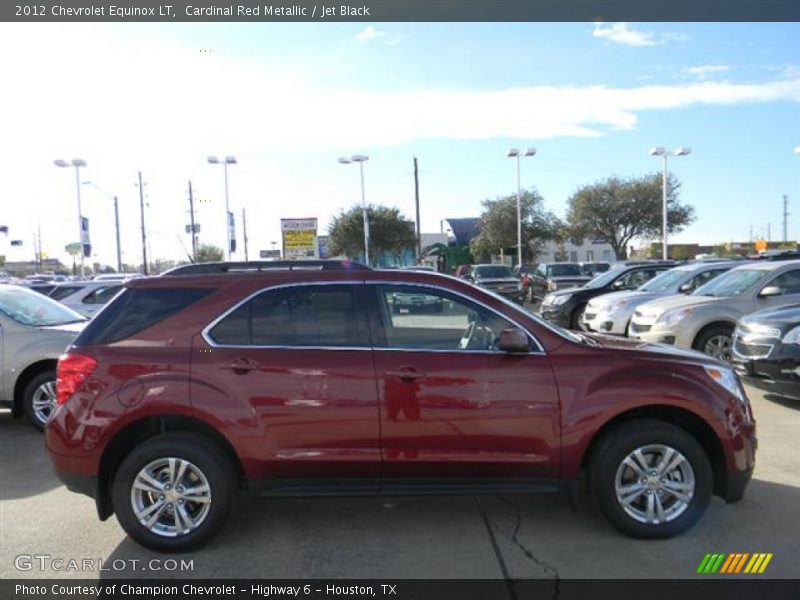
[581,309,627,335]
[733,357,800,401]
[539,304,571,328]
[628,320,686,346]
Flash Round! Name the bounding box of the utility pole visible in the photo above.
[242,207,249,261]
[768,223,772,244]
[413,157,421,261]
[138,171,148,276]
[113,196,121,273]
[37,224,42,270]
[188,180,198,261]
[783,195,789,244]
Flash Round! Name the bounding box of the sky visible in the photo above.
[1,22,799,269]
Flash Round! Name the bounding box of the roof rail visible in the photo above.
[162,260,371,276]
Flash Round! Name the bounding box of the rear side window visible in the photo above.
[82,285,122,305]
[73,287,212,346]
[207,284,367,348]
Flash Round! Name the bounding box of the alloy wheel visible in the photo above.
[704,334,732,361]
[614,444,695,525]
[130,457,212,538]
[31,381,56,426]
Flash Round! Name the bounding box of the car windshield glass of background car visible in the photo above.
[638,269,686,292]
[694,269,768,297]
[0,286,85,327]
[475,265,512,278]
[547,264,582,277]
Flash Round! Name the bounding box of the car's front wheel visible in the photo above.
[694,325,734,362]
[589,419,712,539]
[22,371,57,431]
[112,433,235,552]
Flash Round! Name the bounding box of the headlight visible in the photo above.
[608,299,629,313]
[657,307,694,328]
[704,366,745,402]
[550,294,572,306]
[782,325,800,344]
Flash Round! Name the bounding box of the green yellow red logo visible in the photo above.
[697,553,773,574]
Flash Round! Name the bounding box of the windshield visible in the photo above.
[474,265,512,278]
[0,286,86,327]
[693,269,768,297]
[639,269,686,292]
[584,268,623,289]
[547,264,582,277]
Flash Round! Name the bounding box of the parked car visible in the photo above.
[540,262,676,329]
[629,260,800,361]
[453,264,472,279]
[391,289,444,313]
[467,264,523,303]
[529,263,591,302]
[732,304,800,400]
[582,262,736,335]
[579,262,611,277]
[0,285,87,429]
[47,260,756,551]
[48,281,123,318]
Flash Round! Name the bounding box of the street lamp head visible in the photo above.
[524,148,537,157]
[54,159,70,167]
[507,148,520,158]
[337,157,352,164]
[207,156,220,164]
[350,155,369,163]
[674,147,692,157]
[649,146,667,157]
[71,159,87,167]
[224,156,237,164]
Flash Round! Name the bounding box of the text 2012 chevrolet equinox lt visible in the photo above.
[46,261,756,552]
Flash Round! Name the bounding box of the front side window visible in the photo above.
[638,268,684,292]
[49,285,85,301]
[82,285,122,305]
[375,285,522,352]
[767,269,800,295]
[208,284,368,347]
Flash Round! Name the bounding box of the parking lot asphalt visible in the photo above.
[1,385,798,581]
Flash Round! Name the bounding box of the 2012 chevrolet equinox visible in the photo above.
[46,261,756,552]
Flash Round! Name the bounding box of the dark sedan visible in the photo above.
[539,262,675,329]
[732,304,800,400]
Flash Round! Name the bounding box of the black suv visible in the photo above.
[539,262,676,329]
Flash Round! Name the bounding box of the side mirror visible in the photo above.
[612,279,626,289]
[759,286,782,298]
[679,283,693,293]
[497,327,530,353]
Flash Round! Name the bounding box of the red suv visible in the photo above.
[46,261,756,552]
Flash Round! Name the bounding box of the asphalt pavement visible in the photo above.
[1,385,798,580]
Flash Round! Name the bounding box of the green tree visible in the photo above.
[469,189,562,263]
[566,173,695,260]
[195,243,224,262]
[328,204,416,265]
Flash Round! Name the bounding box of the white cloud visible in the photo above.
[592,22,659,47]
[354,26,402,46]
[683,64,731,78]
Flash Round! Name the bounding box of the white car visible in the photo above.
[581,261,737,335]
[48,281,124,318]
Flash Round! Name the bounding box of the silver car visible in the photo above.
[582,261,736,335]
[48,281,123,318]
[629,260,800,361]
[0,285,86,429]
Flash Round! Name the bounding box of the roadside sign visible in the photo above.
[281,218,319,260]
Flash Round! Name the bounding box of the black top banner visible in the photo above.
[3,0,800,22]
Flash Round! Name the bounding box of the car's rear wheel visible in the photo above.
[694,325,734,362]
[112,433,235,552]
[589,419,712,539]
[22,371,57,431]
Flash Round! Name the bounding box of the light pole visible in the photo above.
[208,155,237,261]
[82,181,122,273]
[507,148,537,267]
[54,159,87,277]
[338,155,370,265]
[649,146,691,260]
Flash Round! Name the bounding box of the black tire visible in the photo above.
[694,325,734,362]
[22,370,57,431]
[570,304,587,330]
[588,419,712,539]
[112,433,236,552]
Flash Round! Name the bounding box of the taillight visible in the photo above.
[56,352,98,406]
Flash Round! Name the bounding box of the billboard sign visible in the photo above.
[228,211,237,254]
[80,216,91,257]
[281,218,318,260]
